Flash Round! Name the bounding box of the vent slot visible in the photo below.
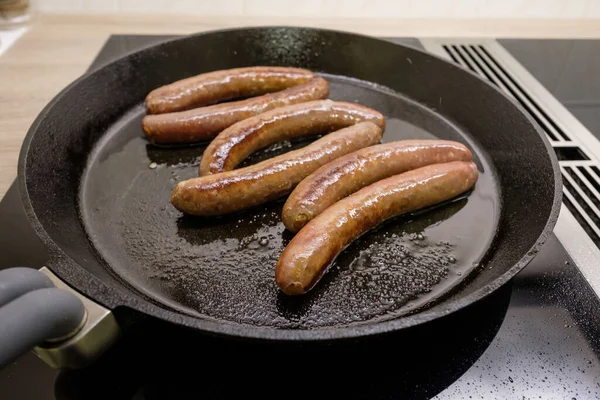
[564,167,600,211]
[578,167,600,194]
[562,194,600,246]
[441,45,459,64]
[448,45,478,75]
[554,146,590,161]
[562,167,600,245]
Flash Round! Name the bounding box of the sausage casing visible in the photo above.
[142,77,330,144]
[199,99,386,176]
[171,122,383,216]
[275,161,479,296]
[145,66,316,114]
[282,139,473,232]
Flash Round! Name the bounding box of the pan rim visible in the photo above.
[17,26,562,341]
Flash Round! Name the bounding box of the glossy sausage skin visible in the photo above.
[282,139,473,232]
[171,122,383,216]
[199,99,386,176]
[142,77,330,144]
[275,161,479,296]
[145,66,316,114]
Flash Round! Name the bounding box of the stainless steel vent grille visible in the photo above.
[420,38,600,298]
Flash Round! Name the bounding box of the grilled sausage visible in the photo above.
[199,99,386,176]
[171,122,382,216]
[142,77,330,144]
[145,66,317,114]
[275,161,479,296]
[282,139,473,232]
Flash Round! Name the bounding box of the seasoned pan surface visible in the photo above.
[80,73,499,329]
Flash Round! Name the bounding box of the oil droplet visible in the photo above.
[259,237,269,246]
[416,233,424,241]
[149,162,158,169]
[448,256,456,263]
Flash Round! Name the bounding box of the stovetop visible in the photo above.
[1,34,600,400]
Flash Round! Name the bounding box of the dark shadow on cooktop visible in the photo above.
[54,281,512,400]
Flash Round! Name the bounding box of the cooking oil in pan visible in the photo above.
[80,75,500,329]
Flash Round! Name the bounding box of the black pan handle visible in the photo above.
[0,266,122,370]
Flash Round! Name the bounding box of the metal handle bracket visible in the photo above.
[33,267,121,369]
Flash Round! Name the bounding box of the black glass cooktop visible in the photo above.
[1,35,600,400]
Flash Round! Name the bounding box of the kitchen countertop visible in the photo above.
[1,13,599,199]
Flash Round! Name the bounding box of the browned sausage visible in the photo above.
[199,99,386,176]
[145,66,317,114]
[171,122,383,216]
[275,161,479,296]
[142,77,330,144]
[281,139,473,233]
